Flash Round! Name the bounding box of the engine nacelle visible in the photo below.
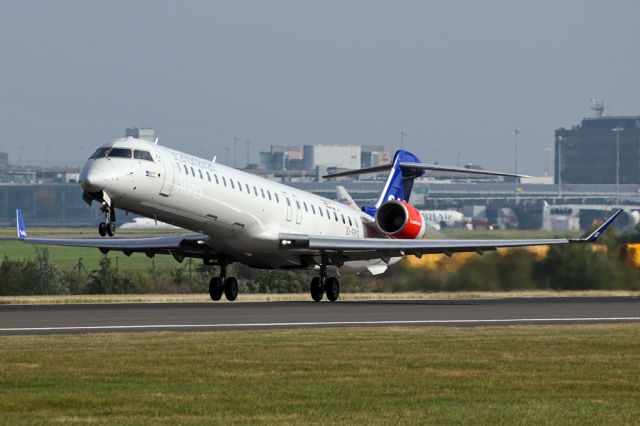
[375,200,427,240]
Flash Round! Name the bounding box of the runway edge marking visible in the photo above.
[2,317,640,332]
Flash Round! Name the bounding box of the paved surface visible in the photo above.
[0,297,638,335]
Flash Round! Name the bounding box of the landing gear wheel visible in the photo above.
[325,277,340,302]
[224,277,238,302]
[107,222,116,237]
[209,277,223,301]
[98,222,107,237]
[310,276,323,302]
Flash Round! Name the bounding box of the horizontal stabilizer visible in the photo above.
[323,162,529,179]
[398,162,530,178]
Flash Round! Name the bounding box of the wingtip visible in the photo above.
[16,208,27,240]
[579,208,624,243]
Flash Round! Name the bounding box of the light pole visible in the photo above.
[612,126,624,206]
[557,136,563,199]
[544,146,552,177]
[513,129,520,204]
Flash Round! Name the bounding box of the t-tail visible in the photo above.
[324,149,529,217]
[16,208,27,239]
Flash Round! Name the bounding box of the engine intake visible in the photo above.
[375,200,427,240]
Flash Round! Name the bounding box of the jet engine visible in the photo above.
[375,200,427,240]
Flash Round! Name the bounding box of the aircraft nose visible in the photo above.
[80,165,105,193]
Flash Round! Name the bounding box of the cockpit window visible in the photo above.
[89,147,109,159]
[134,150,154,161]
[108,148,132,158]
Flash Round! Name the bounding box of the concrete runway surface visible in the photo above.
[0,297,638,335]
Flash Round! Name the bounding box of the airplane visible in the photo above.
[119,216,180,230]
[15,136,623,302]
[336,185,464,229]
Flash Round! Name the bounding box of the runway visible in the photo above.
[0,297,638,335]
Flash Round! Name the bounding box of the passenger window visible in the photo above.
[253,186,258,196]
[267,190,272,201]
[275,193,279,203]
[319,208,323,217]
[214,174,219,184]
[261,189,265,199]
[326,209,331,220]
[198,169,203,179]
[334,212,338,221]
[90,147,109,159]
[190,166,195,177]
[286,197,291,206]
[348,216,352,226]
[183,165,189,175]
[206,171,211,182]
[303,202,308,212]
[238,181,242,192]
[341,214,345,224]
[134,150,154,161]
[311,205,316,214]
[222,176,227,187]
[230,179,235,189]
[108,148,132,158]
[296,200,301,209]
[245,184,250,193]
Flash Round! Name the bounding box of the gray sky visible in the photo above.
[1,1,639,174]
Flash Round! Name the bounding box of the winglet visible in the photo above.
[16,209,28,239]
[571,209,623,243]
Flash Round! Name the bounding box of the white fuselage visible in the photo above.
[421,210,465,229]
[80,137,391,272]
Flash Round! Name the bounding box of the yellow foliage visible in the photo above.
[405,244,607,271]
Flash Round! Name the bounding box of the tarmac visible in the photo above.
[0,297,638,335]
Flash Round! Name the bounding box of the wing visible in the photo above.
[279,209,623,262]
[16,209,210,261]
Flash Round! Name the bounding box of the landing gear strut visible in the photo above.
[209,263,238,302]
[310,257,340,302]
[98,200,116,237]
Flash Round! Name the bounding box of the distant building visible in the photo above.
[0,152,8,166]
[303,144,361,169]
[361,145,390,167]
[125,127,156,142]
[259,145,303,170]
[555,115,640,184]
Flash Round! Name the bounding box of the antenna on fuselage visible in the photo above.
[212,156,217,163]
[154,138,159,145]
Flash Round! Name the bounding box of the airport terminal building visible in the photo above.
[555,115,640,184]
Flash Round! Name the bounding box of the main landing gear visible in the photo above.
[98,200,116,237]
[310,262,340,302]
[209,263,238,302]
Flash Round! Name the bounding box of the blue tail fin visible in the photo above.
[363,150,424,216]
[16,209,27,239]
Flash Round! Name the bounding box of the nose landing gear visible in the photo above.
[98,199,116,237]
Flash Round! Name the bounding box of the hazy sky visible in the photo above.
[1,1,639,174]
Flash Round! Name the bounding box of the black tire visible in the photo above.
[310,276,323,302]
[98,222,107,237]
[107,222,116,237]
[224,277,239,302]
[325,277,340,302]
[209,277,223,301]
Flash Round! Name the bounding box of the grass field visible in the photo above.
[0,240,181,272]
[0,325,638,424]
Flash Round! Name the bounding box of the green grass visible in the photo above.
[0,240,180,273]
[0,325,638,424]
[1,226,185,272]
